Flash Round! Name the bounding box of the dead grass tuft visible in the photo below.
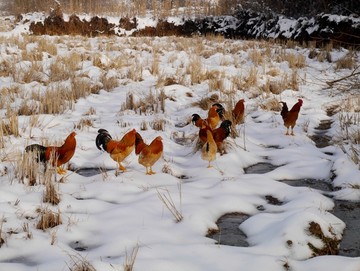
[100,73,119,91]
[259,97,282,112]
[187,56,206,85]
[151,119,166,131]
[307,221,339,256]
[36,208,62,230]
[157,186,183,223]
[0,114,19,137]
[67,253,96,271]
[335,52,356,70]
[43,181,61,205]
[192,94,220,110]
[76,118,94,130]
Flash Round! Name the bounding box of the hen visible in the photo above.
[135,132,163,175]
[211,120,232,153]
[232,99,245,125]
[280,99,303,135]
[201,130,217,168]
[96,128,137,172]
[25,131,77,174]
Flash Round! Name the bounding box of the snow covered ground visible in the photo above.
[0,14,359,271]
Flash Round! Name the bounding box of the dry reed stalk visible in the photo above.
[157,186,183,223]
[123,244,140,271]
[0,215,5,247]
[66,252,96,271]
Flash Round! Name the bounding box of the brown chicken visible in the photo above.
[198,122,212,144]
[191,113,207,128]
[206,103,225,129]
[135,132,163,175]
[191,103,224,130]
[280,99,303,135]
[232,99,245,125]
[96,128,137,171]
[25,131,77,174]
[211,120,232,153]
[201,130,217,168]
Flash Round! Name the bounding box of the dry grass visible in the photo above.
[123,244,140,271]
[157,186,183,223]
[0,114,19,137]
[100,73,119,91]
[248,49,265,66]
[336,112,360,166]
[335,52,356,70]
[276,51,306,69]
[187,56,205,85]
[122,89,167,114]
[0,216,5,248]
[36,207,62,230]
[192,94,220,110]
[22,222,33,240]
[43,180,61,205]
[76,118,94,130]
[67,252,96,271]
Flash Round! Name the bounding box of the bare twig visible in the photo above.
[157,188,183,222]
[326,65,360,87]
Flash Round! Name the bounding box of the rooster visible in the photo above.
[201,130,217,168]
[207,103,225,129]
[25,131,77,174]
[280,99,303,135]
[135,132,163,175]
[191,113,207,128]
[96,128,137,172]
[191,103,225,130]
[232,99,245,125]
[212,120,232,153]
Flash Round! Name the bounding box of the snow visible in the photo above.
[0,13,359,271]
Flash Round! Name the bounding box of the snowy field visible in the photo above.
[0,14,359,271]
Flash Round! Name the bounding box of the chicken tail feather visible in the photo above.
[135,132,146,155]
[96,129,112,151]
[25,144,47,162]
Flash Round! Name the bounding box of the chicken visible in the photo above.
[96,128,137,172]
[191,103,224,130]
[201,130,217,168]
[211,120,232,152]
[206,103,225,129]
[280,99,303,135]
[25,131,77,174]
[232,99,245,125]
[191,113,207,128]
[198,122,212,144]
[135,132,163,175]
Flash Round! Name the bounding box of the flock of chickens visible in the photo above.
[24,98,303,175]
